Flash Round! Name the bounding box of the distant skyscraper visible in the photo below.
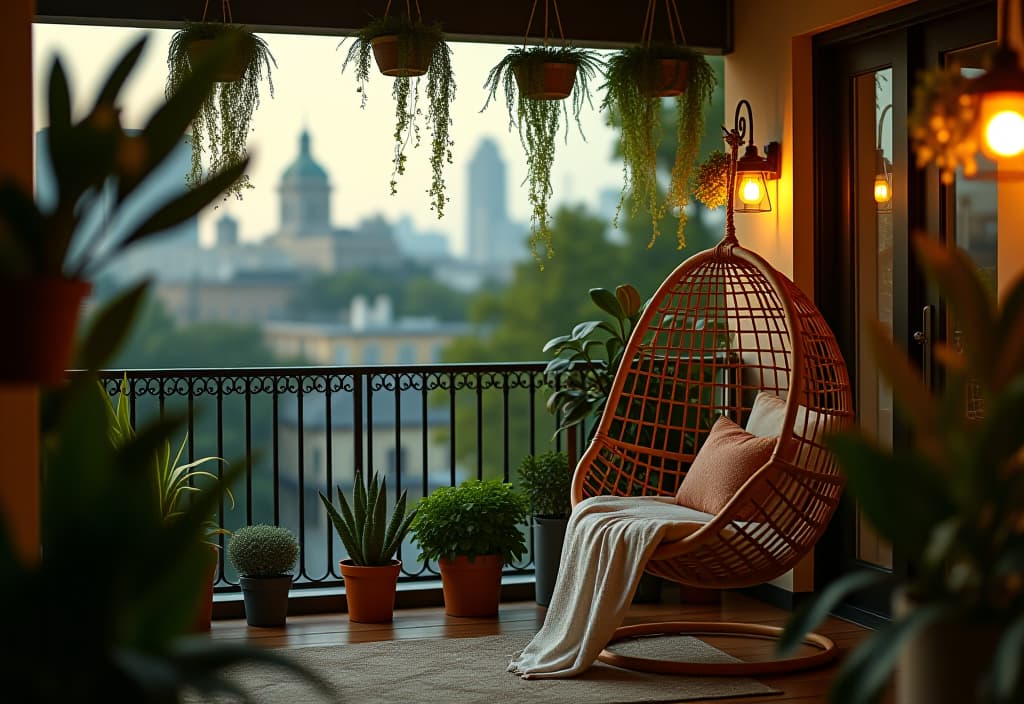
[215,213,240,247]
[466,137,523,266]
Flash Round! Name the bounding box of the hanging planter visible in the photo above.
[341,1,455,217]
[166,0,276,200]
[602,0,717,249]
[482,0,602,267]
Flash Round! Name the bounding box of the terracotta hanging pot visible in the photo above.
[641,57,689,97]
[191,543,220,632]
[371,35,436,77]
[0,277,90,387]
[341,559,402,623]
[438,554,502,617]
[186,38,250,82]
[514,61,578,100]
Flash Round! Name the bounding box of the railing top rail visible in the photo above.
[90,361,552,379]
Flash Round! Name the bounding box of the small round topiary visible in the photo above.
[227,524,299,578]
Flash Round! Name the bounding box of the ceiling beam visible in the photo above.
[35,1,733,54]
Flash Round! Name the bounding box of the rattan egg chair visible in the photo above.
[571,136,854,676]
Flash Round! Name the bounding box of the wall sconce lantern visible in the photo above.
[962,0,1024,179]
[874,104,894,212]
[732,100,780,213]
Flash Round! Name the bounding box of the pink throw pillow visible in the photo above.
[675,416,776,517]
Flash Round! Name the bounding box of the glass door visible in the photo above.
[813,1,995,621]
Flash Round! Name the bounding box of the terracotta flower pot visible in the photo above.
[370,35,435,77]
[513,61,577,100]
[191,543,220,632]
[640,58,690,97]
[186,38,250,82]
[341,559,402,623]
[0,277,90,387]
[438,554,502,617]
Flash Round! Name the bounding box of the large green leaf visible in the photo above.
[994,275,1024,388]
[829,432,956,554]
[988,614,1024,703]
[93,36,146,113]
[590,287,624,320]
[615,284,642,317]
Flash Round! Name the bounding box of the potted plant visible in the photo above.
[319,469,417,623]
[166,12,276,200]
[104,374,233,631]
[602,44,716,249]
[517,450,572,607]
[781,237,1024,704]
[482,45,602,266]
[341,14,455,217]
[227,524,299,627]
[410,479,529,617]
[0,37,246,387]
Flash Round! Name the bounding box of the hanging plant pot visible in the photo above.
[513,61,578,100]
[0,277,90,387]
[186,38,250,82]
[341,559,402,623]
[641,57,689,97]
[370,34,436,77]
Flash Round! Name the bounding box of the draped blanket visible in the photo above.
[508,496,714,679]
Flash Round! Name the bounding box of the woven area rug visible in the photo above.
[188,633,781,703]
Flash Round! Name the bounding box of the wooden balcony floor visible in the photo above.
[209,592,891,703]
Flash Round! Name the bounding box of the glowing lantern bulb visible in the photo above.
[738,176,763,205]
[873,176,892,203]
[982,109,1024,158]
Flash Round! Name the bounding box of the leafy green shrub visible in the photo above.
[319,469,416,566]
[227,524,299,577]
[482,46,602,265]
[411,479,529,564]
[341,16,455,216]
[517,451,572,519]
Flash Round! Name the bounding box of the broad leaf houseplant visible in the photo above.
[781,237,1024,704]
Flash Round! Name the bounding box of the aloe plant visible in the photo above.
[319,469,416,566]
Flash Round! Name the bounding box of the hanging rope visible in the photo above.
[524,0,566,47]
[641,0,687,48]
[383,0,422,21]
[200,0,233,23]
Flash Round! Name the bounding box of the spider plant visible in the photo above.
[602,44,716,249]
[482,45,603,267]
[166,22,276,199]
[341,15,455,217]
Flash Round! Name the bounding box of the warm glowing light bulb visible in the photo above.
[978,91,1024,161]
[983,110,1024,158]
[873,176,892,203]
[738,176,763,205]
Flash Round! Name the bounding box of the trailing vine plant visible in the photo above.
[166,1,276,200]
[482,43,601,266]
[602,0,716,249]
[341,2,455,217]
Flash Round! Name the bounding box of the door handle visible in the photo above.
[913,305,932,384]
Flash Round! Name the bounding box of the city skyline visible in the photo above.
[32,24,624,257]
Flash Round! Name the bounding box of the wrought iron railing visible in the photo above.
[98,363,577,594]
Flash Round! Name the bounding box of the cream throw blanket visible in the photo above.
[508,495,715,679]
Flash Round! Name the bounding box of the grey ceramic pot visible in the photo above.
[533,516,568,607]
[239,575,292,627]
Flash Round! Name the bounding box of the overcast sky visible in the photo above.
[33,24,624,255]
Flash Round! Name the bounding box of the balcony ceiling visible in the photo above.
[34,0,733,54]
